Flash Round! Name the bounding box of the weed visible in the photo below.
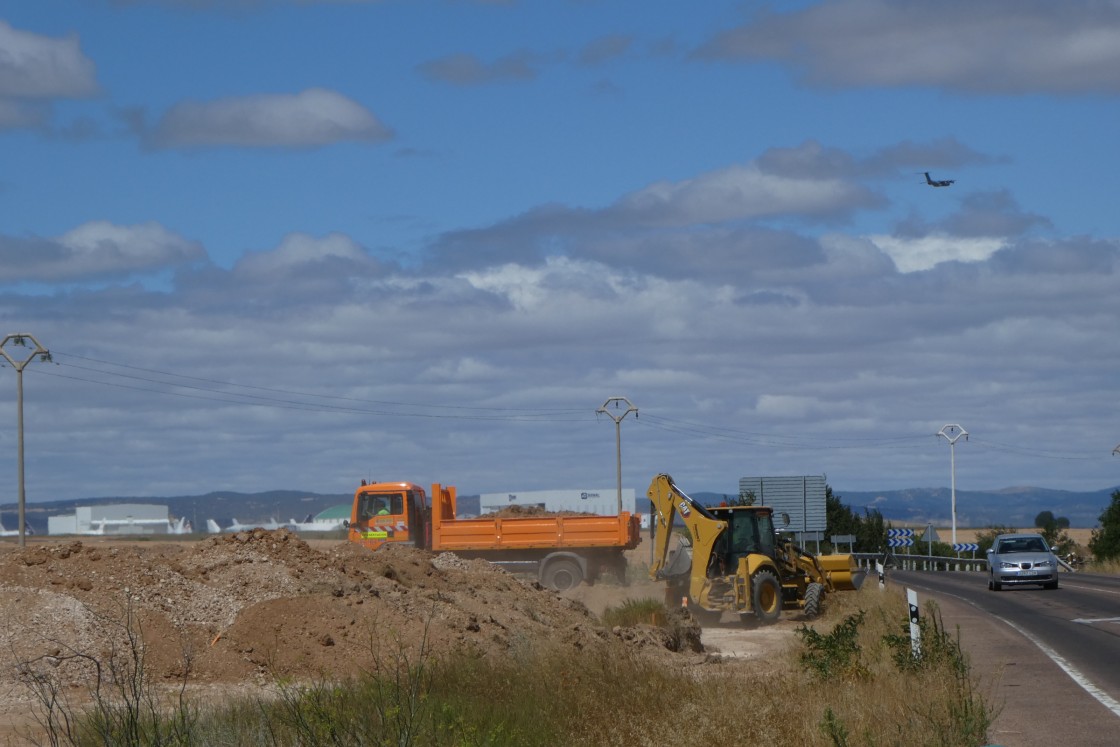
[600,597,667,628]
[883,600,968,676]
[820,706,850,747]
[796,610,870,681]
[15,594,197,747]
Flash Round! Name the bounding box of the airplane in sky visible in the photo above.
[924,171,955,187]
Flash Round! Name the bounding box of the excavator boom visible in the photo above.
[648,473,724,581]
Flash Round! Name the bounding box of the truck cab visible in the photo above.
[350,481,431,551]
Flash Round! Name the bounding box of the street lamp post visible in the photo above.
[937,424,968,547]
[597,396,637,514]
[1,334,51,547]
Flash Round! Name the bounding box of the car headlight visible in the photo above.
[999,561,1017,569]
[1035,560,1054,568]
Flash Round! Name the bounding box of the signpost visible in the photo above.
[887,528,914,550]
[921,524,940,556]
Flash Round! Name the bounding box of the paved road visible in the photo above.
[888,569,1120,747]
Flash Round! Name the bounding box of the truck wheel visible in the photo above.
[542,559,583,591]
[803,582,824,619]
[751,570,782,624]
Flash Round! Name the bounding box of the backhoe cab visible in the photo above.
[647,473,860,624]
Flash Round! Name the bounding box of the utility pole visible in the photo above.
[937,424,968,547]
[1,334,51,547]
[597,396,637,514]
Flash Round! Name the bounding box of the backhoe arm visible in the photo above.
[647,473,727,584]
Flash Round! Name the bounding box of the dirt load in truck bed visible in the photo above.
[0,529,747,739]
[482,505,598,518]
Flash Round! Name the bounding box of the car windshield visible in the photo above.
[998,537,1046,553]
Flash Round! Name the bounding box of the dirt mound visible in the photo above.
[483,505,596,518]
[0,530,708,734]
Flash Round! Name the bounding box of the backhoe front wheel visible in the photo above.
[803,582,824,619]
[751,570,782,624]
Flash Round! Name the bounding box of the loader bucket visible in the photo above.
[817,554,864,591]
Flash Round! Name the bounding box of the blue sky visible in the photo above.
[2,1,1119,513]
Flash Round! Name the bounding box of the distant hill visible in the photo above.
[3,484,1116,534]
[833,485,1118,528]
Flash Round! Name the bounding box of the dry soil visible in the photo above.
[0,531,794,744]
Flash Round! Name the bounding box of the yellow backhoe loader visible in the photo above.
[647,473,862,623]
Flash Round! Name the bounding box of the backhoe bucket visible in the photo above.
[817,554,864,591]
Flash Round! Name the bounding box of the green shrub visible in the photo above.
[796,610,869,681]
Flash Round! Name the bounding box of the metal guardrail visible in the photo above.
[851,551,1079,574]
[852,552,988,573]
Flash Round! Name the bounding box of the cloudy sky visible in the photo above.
[2,0,1119,506]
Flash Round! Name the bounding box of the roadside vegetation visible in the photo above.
[15,583,991,747]
[1089,489,1120,565]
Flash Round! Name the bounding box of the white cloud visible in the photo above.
[699,0,1120,93]
[458,263,553,311]
[0,221,205,282]
[0,21,99,98]
[236,233,374,277]
[613,165,880,226]
[870,234,1006,273]
[148,88,393,149]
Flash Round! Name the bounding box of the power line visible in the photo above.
[637,413,931,451]
[35,368,589,422]
[25,352,1120,462]
[967,436,1101,461]
[49,350,587,414]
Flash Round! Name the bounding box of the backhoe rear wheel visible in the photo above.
[751,570,782,624]
[803,582,824,619]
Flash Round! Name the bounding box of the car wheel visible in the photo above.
[990,576,1001,592]
[1044,580,1059,590]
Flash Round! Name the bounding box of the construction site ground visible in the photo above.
[0,532,796,743]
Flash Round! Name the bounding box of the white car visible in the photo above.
[986,533,1059,591]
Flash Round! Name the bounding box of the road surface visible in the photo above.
[889,569,1120,747]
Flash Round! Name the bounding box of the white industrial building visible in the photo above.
[48,504,190,536]
[478,488,637,517]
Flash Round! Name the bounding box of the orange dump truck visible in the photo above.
[348,481,641,591]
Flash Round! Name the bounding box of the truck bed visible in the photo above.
[432,512,640,552]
